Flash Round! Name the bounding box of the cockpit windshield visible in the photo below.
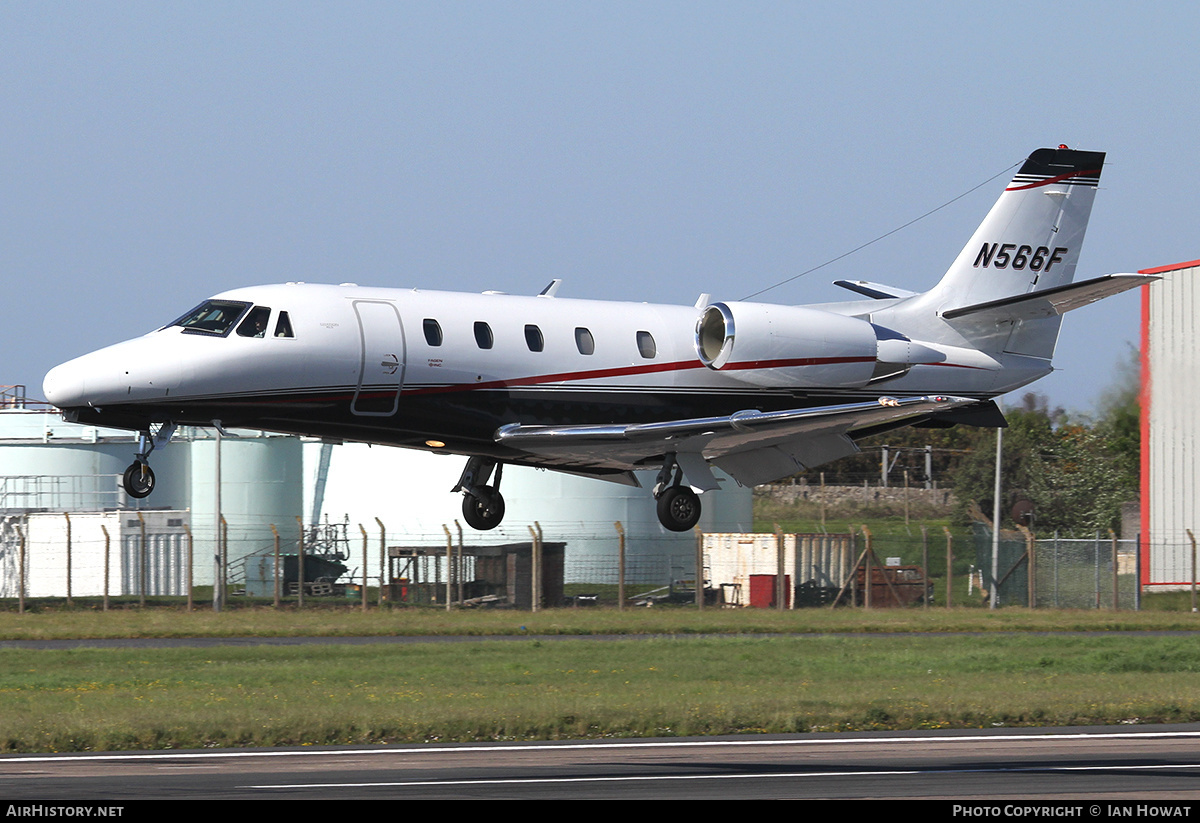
[171,300,252,336]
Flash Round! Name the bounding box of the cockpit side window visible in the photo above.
[236,306,272,338]
[274,311,294,338]
[172,300,252,336]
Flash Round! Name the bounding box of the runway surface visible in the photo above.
[4,725,1200,800]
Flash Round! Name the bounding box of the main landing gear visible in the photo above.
[450,453,702,533]
[122,423,176,500]
[653,453,702,532]
[453,457,506,531]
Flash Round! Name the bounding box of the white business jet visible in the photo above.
[42,146,1154,532]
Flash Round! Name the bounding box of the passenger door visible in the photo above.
[352,300,404,416]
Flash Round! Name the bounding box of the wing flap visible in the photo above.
[710,434,859,488]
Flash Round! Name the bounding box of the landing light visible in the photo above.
[425,440,446,449]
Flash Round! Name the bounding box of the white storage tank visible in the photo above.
[305,442,753,583]
[187,432,304,586]
[0,409,303,587]
[0,408,190,511]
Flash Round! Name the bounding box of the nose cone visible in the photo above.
[43,338,140,409]
[44,334,188,409]
[43,356,89,409]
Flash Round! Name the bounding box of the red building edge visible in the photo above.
[1138,259,1200,587]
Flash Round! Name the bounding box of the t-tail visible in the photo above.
[937,146,1105,312]
[876,146,1149,364]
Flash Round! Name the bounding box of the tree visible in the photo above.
[948,380,1140,536]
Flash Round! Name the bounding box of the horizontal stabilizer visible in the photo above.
[941,273,1157,322]
[834,280,919,300]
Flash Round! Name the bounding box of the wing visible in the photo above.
[495,395,982,490]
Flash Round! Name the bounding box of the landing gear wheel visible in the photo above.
[122,462,156,499]
[657,486,701,532]
[462,485,505,530]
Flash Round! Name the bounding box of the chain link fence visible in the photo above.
[0,508,1146,610]
[972,526,1140,609]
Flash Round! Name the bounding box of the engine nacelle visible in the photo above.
[694,302,880,388]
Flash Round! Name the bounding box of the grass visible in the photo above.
[1,600,1199,641]
[3,631,1200,752]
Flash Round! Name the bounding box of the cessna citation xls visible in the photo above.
[43,146,1154,532]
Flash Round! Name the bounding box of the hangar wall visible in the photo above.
[1141,259,1200,589]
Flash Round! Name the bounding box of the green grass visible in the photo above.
[2,601,1200,641]
[4,632,1200,752]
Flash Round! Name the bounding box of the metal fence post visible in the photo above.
[184,523,192,611]
[295,516,304,609]
[101,524,110,611]
[443,524,453,611]
[64,512,71,607]
[270,524,281,608]
[1110,529,1119,611]
[376,517,386,608]
[1189,529,1197,613]
[359,523,368,612]
[137,512,146,607]
[615,521,625,611]
[17,523,25,614]
[942,526,953,608]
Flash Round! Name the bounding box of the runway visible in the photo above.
[4,725,1200,800]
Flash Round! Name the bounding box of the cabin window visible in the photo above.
[274,311,294,338]
[423,318,443,346]
[474,321,494,350]
[636,330,656,359]
[575,327,595,355]
[172,300,251,337]
[525,324,544,352]
[236,306,272,338]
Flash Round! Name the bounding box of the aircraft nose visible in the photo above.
[43,358,88,409]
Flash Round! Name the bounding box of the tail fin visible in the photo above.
[895,147,1105,358]
[938,146,1104,309]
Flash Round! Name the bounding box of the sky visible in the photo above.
[4,1,1198,418]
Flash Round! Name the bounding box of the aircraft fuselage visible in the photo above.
[43,281,1025,471]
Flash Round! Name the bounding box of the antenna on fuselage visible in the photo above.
[538,279,563,298]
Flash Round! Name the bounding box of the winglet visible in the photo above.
[538,279,563,298]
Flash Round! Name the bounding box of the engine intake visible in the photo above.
[694,301,880,388]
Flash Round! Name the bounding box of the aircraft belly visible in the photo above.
[63,382,867,466]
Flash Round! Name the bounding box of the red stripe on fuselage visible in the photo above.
[401,355,875,396]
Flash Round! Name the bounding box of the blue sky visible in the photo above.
[4,2,1197,416]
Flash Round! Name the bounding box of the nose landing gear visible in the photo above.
[123,461,156,498]
[453,457,506,531]
[122,423,176,500]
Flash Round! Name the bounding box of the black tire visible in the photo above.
[462,485,505,530]
[657,486,701,532]
[123,462,155,499]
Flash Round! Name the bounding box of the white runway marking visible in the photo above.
[4,729,1200,764]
